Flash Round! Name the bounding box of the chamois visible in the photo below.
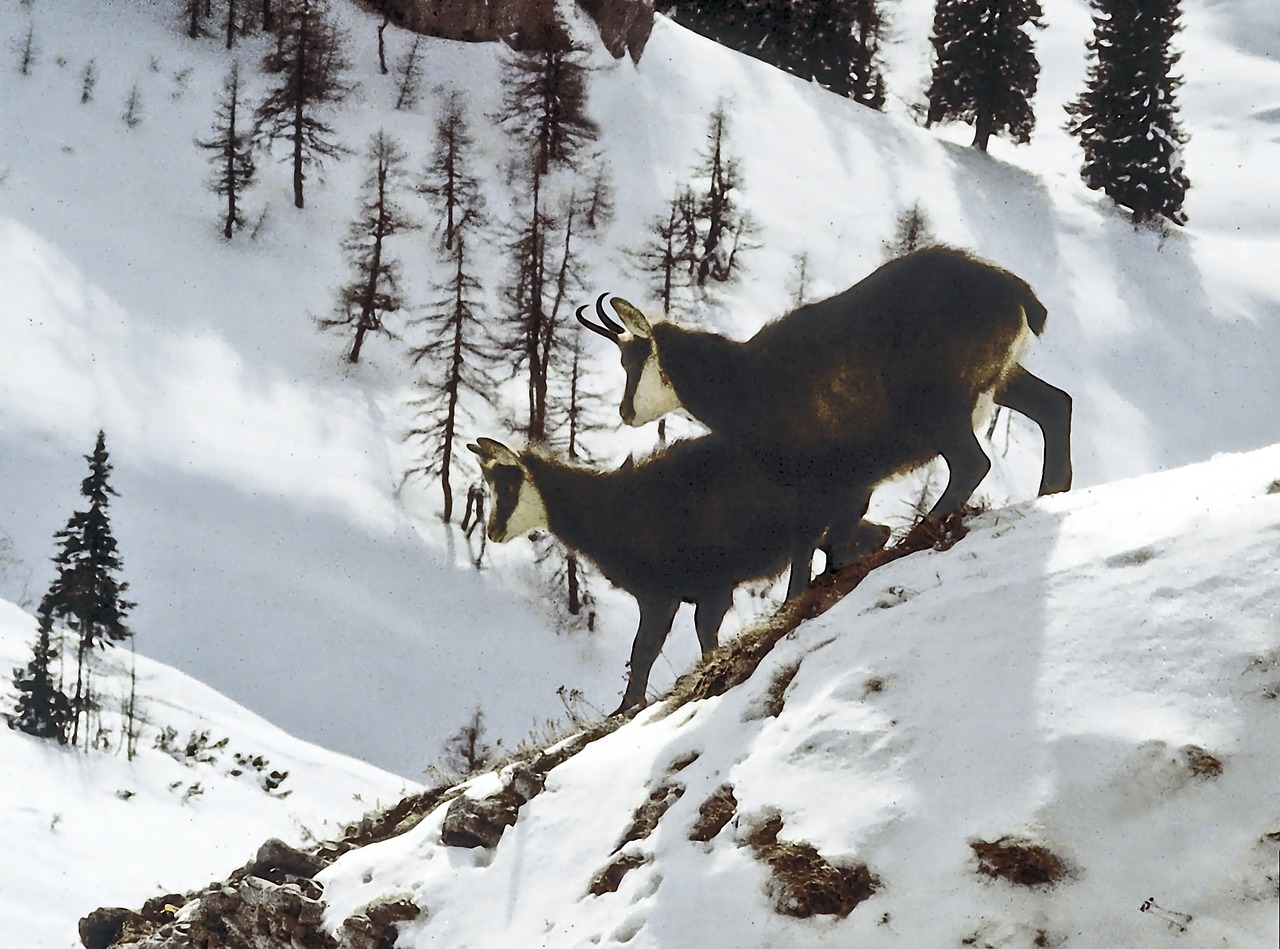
[578,246,1073,596]
[467,436,815,714]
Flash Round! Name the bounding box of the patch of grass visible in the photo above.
[746,815,879,918]
[971,836,1068,888]
[587,853,648,897]
[1183,745,1223,779]
[613,783,683,854]
[688,784,737,843]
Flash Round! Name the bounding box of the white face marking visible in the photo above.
[498,475,549,540]
[627,352,683,427]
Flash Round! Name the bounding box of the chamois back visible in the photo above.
[521,437,802,602]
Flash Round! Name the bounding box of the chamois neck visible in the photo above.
[520,454,619,555]
[652,323,743,427]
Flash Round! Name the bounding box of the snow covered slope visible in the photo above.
[319,444,1280,947]
[1,0,1278,784]
[0,599,416,949]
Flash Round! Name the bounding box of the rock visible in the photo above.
[440,792,520,849]
[79,907,138,949]
[248,836,324,881]
[372,0,654,60]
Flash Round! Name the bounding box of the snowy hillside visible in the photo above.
[315,444,1280,947]
[2,0,1279,782]
[0,599,415,949]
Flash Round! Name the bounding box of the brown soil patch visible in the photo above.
[747,815,879,918]
[688,784,737,842]
[971,836,1068,888]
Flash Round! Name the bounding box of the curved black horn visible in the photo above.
[576,292,624,342]
[596,293,628,335]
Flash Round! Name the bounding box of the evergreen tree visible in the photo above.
[38,431,134,750]
[253,0,351,209]
[393,35,424,111]
[323,130,417,363]
[1065,0,1190,225]
[497,37,599,178]
[197,61,256,239]
[495,33,600,443]
[627,187,699,317]
[404,101,496,524]
[15,22,38,76]
[7,615,73,744]
[800,0,889,108]
[926,0,1045,152]
[691,103,752,286]
[884,201,937,257]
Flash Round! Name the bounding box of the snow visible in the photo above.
[0,0,1277,945]
[318,444,1280,947]
[0,599,415,948]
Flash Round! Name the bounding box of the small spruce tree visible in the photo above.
[7,615,73,744]
[38,431,134,750]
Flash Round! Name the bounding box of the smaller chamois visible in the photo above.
[579,246,1073,596]
[467,436,832,715]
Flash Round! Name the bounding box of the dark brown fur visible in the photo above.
[595,246,1072,595]
[473,436,810,713]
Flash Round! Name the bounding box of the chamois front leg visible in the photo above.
[995,366,1073,495]
[906,427,991,549]
[693,590,733,655]
[613,598,680,716]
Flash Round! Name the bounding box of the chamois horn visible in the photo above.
[576,293,626,341]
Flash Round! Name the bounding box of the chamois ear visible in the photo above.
[468,438,521,469]
[609,297,652,339]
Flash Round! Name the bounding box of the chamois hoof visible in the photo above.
[608,697,646,718]
[904,513,969,552]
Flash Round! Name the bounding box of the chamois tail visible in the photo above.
[1022,295,1048,337]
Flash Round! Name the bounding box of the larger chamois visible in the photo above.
[468,435,810,714]
[579,246,1073,597]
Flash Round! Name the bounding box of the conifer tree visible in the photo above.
[404,102,496,524]
[1065,0,1190,225]
[323,130,417,363]
[498,37,599,178]
[800,0,889,108]
[253,0,350,209]
[627,188,699,317]
[393,35,423,111]
[38,431,134,750]
[197,61,256,239]
[926,0,1045,151]
[885,201,937,258]
[7,615,73,744]
[496,33,600,443]
[692,103,752,286]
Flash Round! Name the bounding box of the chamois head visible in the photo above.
[576,294,681,427]
[467,438,549,543]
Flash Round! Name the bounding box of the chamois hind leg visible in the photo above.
[613,597,680,715]
[925,426,991,524]
[693,591,733,655]
[995,365,1073,495]
[822,490,889,573]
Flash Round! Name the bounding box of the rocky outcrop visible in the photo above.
[373,0,654,60]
